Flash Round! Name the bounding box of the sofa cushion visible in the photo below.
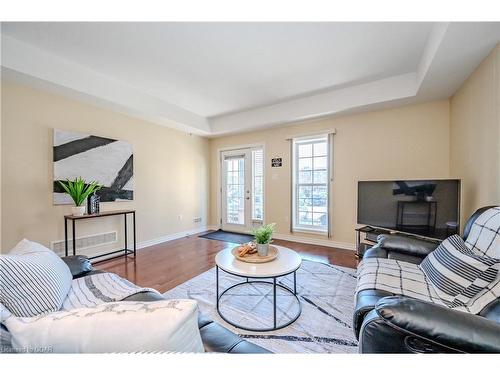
[356,258,445,306]
[387,252,424,265]
[0,240,73,317]
[3,300,204,353]
[465,206,500,258]
[420,235,499,308]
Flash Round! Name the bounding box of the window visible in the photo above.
[252,149,264,221]
[225,156,245,224]
[292,136,329,232]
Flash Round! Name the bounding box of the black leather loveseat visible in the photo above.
[354,206,500,353]
[62,256,270,354]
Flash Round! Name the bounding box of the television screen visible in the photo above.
[357,179,461,239]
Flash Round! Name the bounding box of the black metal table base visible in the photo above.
[216,266,301,332]
[64,211,136,262]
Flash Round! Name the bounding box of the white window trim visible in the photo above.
[251,148,264,222]
[292,135,329,233]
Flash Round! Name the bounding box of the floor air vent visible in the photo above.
[52,231,117,256]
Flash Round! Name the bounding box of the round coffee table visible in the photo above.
[215,246,302,332]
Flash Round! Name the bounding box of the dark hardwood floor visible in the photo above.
[95,232,357,293]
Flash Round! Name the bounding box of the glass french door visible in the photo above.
[221,148,263,233]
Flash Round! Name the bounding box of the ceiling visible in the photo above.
[1,22,499,136]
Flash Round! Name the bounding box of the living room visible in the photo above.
[1,1,499,372]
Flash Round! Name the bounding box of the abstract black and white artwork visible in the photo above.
[53,129,134,204]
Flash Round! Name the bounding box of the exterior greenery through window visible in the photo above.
[293,136,328,232]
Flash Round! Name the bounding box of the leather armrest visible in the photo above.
[375,296,500,353]
[198,315,271,353]
[377,234,439,258]
[61,255,94,279]
[362,245,388,259]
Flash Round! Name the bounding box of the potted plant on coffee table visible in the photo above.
[252,223,276,256]
[58,177,102,216]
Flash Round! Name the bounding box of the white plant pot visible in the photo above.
[71,206,86,216]
[257,243,269,257]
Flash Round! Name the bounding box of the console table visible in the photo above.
[64,209,136,262]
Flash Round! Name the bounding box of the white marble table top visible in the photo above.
[215,245,302,278]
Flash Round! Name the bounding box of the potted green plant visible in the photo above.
[58,177,102,216]
[252,223,276,256]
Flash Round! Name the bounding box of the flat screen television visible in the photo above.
[357,179,461,240]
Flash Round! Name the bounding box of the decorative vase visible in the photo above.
[257,243,269,257]
[71,205,86,216]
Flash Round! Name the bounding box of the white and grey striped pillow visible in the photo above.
[420,235,499,308]
[0,239,72,317]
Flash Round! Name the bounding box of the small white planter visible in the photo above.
[71,206,86,216]
[256,243,269,257]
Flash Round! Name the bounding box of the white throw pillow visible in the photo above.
[0,239,73,317]
[3,300,204,353]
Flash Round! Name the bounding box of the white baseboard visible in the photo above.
[139,226,356,251]
[273,233,356,251]
[137,226,217,250]
[199,225,355,251]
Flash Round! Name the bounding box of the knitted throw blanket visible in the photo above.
[61,272,160,311]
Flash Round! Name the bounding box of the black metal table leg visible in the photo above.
[133,211,136,257]
[72,219,76,256]
[124,213,128,254]
[294,271,297,295]
[64,218,68,257]
[216,266,219,309]
[273,277,277,329]
[215,266,301,332]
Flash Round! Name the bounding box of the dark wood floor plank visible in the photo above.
[95,232,357,293]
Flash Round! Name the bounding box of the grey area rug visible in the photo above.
[199,230,254,244]
[163,259,359,353]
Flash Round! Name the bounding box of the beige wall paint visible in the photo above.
[450,44,500,225]
[210,100,451,247]
[0,79,2,249]
[1,81,210,253]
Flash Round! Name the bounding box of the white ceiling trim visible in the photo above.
[1,35,211,135]
[209,72,418,135]
[208,23,449,136]
[1,23,498,137]
[210,22,500,136]
[416,22,449,86]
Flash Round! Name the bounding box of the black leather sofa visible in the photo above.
[62,256,270,354]
[354,206,500,353]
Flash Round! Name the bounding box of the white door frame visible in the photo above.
[220,148,252,232]
[217,143,266,233]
